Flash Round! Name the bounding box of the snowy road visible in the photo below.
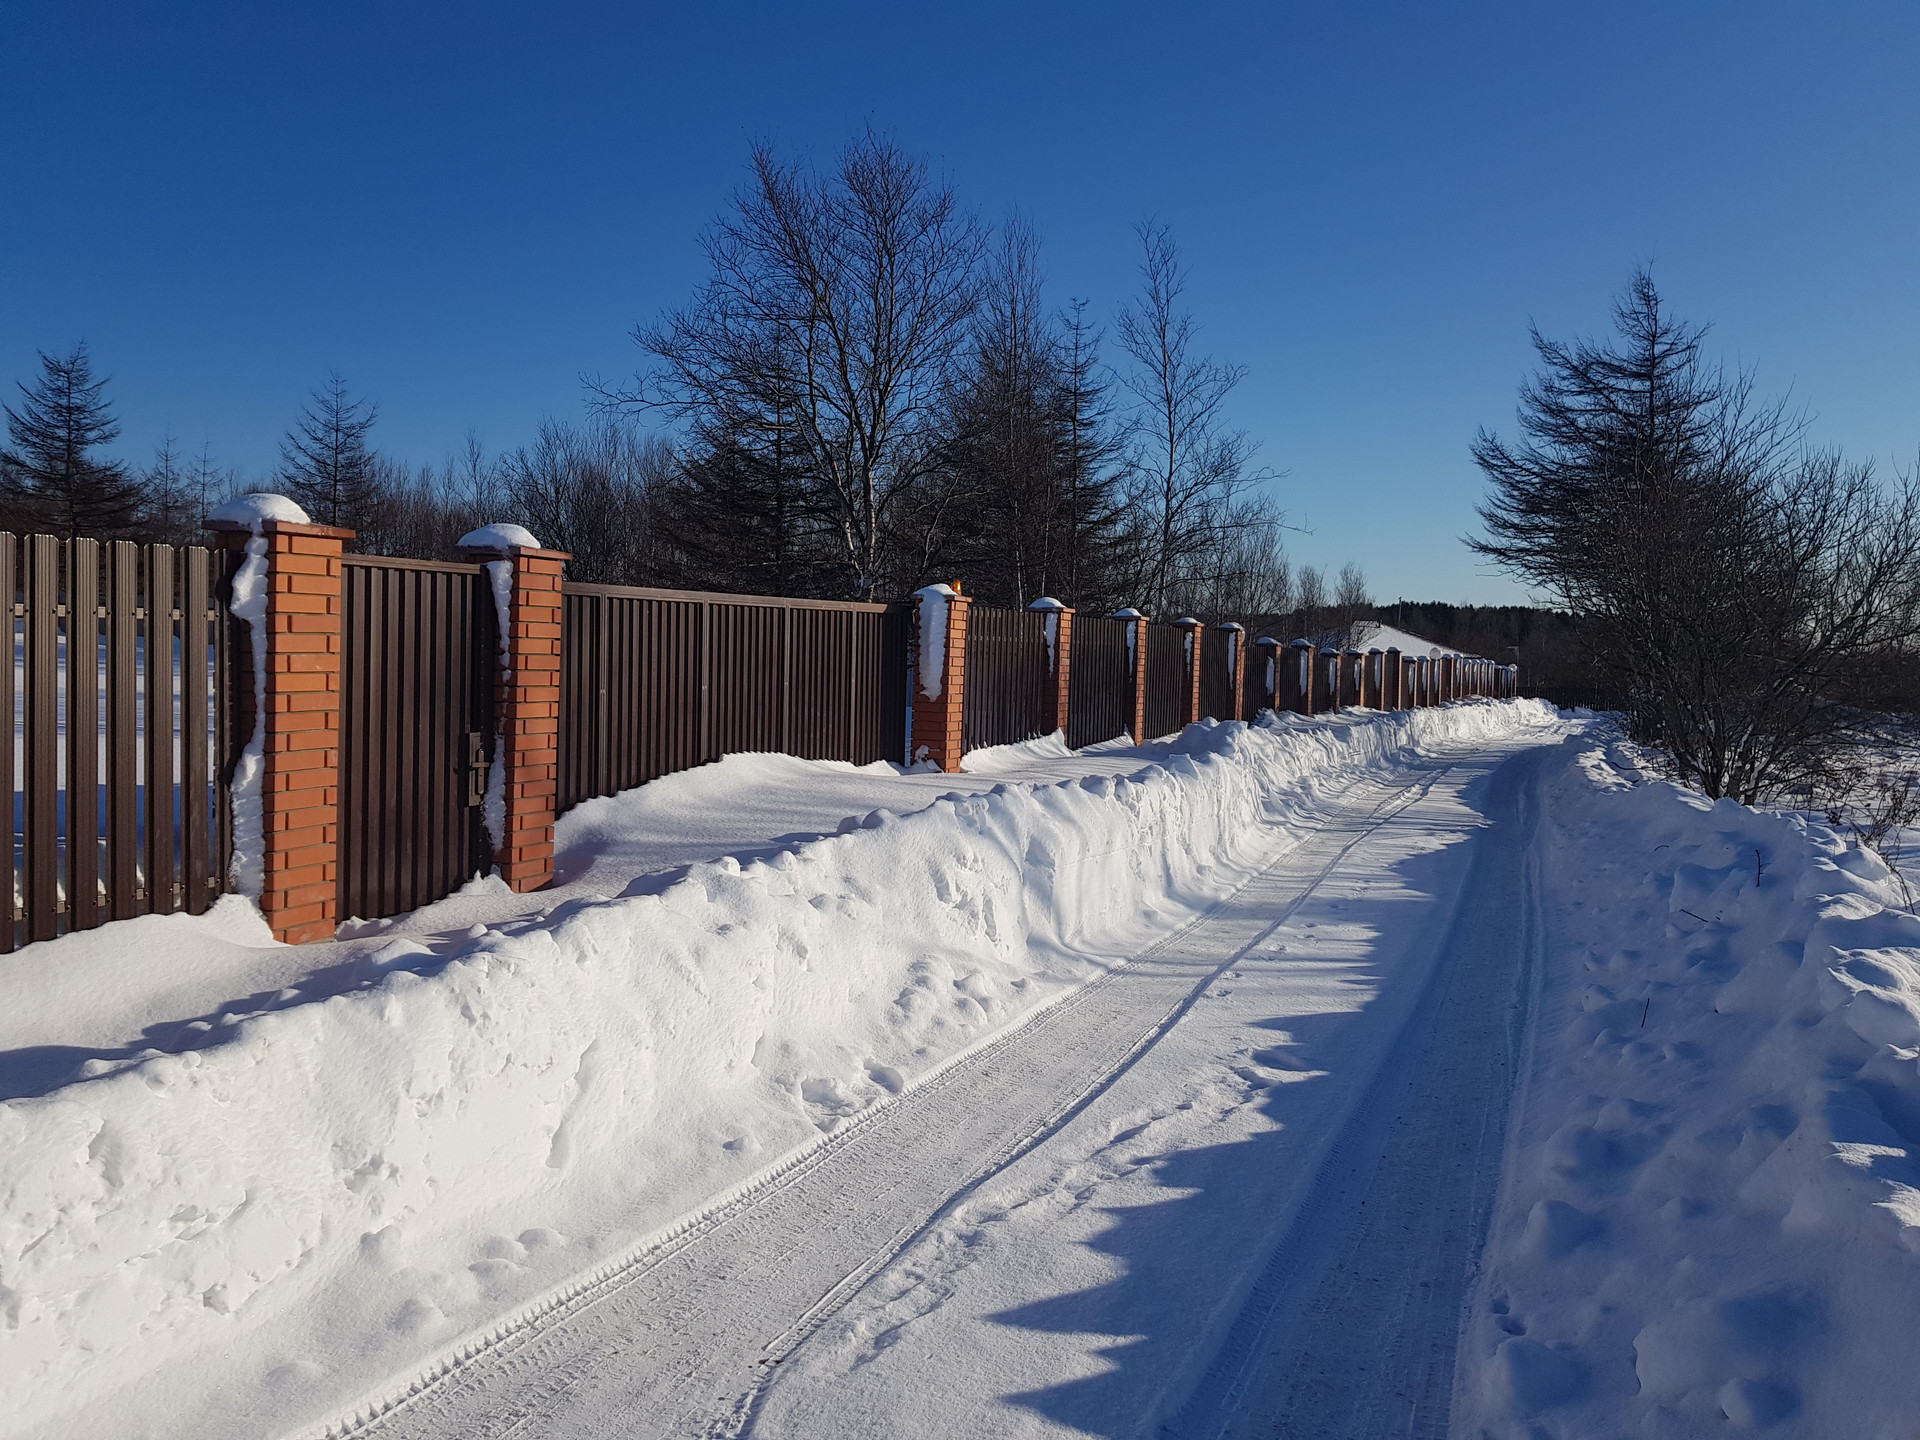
[328,733,1550,1440]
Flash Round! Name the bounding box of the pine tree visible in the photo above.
[279,372,381,530]
[0,343,147,538]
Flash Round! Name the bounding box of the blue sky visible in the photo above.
[3,2,1915,604]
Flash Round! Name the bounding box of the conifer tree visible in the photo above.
[279,372,381,531]
[0,343,147,537]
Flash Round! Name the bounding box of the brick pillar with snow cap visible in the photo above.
[1113,608,1148,743]
[910,583,971,771]
[458,525,571,892]
[1028,597,1074,741]
[206,494,351,945]
[1174,618,1204,726]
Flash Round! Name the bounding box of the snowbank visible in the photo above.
[1459,732,1920,1437]
[0,701,1554,1440]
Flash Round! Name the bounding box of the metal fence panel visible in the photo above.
[961,605,1049,754]
[1068,615,1130,748]
[1144,621,1187,739]
[1198,628,1236,723]
[559,584,906,812]
[339,557,495,923]
[4,532,228,949]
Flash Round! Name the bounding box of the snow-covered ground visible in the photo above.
[1455,734,1920,1438]
[5,702,1917,1440]
[0,703,1546,1440]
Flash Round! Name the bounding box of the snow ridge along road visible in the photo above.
[323,730,1551,1439]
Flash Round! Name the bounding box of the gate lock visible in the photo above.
[466,732,490,808]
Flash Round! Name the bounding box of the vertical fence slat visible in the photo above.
[0,536,13,952]
[180,548,213,914]
[143,544,175,915]
[23,537,59,940]
[105,542,141,919]
[66,539,100,929]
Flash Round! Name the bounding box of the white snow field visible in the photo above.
[3,702,1917,1439]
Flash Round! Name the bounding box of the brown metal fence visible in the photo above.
[1198,628,1237,724]
[961,605,1050,754]
[338,557,497,922]
[1067,615,1130,747]
[558,584,907,812]
[1244,636,1274,721]
[1143,622,1188,739]
[3,531,231,950]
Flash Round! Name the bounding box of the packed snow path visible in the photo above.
[332,738,1547,1440]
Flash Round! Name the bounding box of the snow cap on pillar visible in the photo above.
[456,523,542,554]
[1111,607,1143,619]
[1027,597,1066,611]
[206,492,311,527]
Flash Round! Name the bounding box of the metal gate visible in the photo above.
[338,556,496,922]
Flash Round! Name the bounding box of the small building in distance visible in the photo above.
[1349,619,1470,659]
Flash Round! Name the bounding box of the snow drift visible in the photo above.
[0,701,1552,1440]
[1459,733,1920,1438]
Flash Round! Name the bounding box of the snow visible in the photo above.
[0,700,1555,1440]
[913,584,954,699]
[956,730,1073,773]
[1027,597,1063,668]
[207,492,311,526]
[11,697,1913,1438]
[225,531,271,897]
[1454,728,1920,1437]
[455,523,541,552]
[478,561,513,857]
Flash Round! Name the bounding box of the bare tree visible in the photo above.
[1473,269,1920,801]
[627,132,986,599]
[499,419,667,585]
[143,433,200,543]
[1114,222,1265,612]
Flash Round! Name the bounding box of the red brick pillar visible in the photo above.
[1175,618,1204,726]
[1029,598,1074,740]
[1218,622,1246,721]
[498,547,569,890]
[209,516,351,945]
[911,584,971,771]
[1115,609,1148,742]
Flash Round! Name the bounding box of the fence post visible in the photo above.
[911,584,972,770]
[1256,636,1280,715]
[207,509,352,945]
[1175,617,1204,726]
[460,532,573,892]
[1217,621,1245,721]
[1114,608,1148,742]
[1029,597,1074,739]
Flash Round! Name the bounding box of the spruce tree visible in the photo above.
[279,372,381,530]
[0,343,147,538]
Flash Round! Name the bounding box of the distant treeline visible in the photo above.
[4,133,1389,627]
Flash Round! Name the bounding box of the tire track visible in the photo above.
[306,757,1463,1440]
